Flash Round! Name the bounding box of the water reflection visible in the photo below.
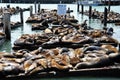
[0,40,11,52]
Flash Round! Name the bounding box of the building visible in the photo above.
[101,0,120,5]
[77,0,120,5]
[1,0,120,5]
[1,0,75,3]
[77,0,103,5]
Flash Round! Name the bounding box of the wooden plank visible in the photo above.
[2,67,120,80]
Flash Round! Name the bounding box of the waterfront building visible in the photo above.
[77,0,103,5]
[77,0,120,5]
[1,0,75,3]
[101,0,120,5]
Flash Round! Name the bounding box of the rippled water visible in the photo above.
[0,3,120,80]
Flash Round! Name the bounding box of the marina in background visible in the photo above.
[0,0,120,5]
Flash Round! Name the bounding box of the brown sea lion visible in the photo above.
[51,59,72,71]
[99,36,118,44]
[75,56,113,69]
[23,60,37,74]
[36,58,48,69]
[109,53,120,63]
[3,53,15,58]
[26,66,45,75]
[44,28,52,34]
[101,44,118,53]
[0,64,3,72]
[0,32,5,36]
[89,30,104,38]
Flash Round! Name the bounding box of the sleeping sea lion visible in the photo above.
[101,44,118,53]
[23,60,37,74]
[75,56,113,69]
[51,59,73,71]
[83,46,105,54]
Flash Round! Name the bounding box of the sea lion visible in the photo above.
[44,28,52,34]
[32,20,49,30]
[75,56,113,69]
[109,53,120,63]
[106,27,114,36]
[3,53,15,58]
[13,49,30,58]
[3,65,21,75]
[30,49,40,55]
[26,66,45,75]
[1,57,25,64]
[25,58,48,75]
[0,32,5,38]
[14,34,34,46]
[59,48,70,54]
[0,64,5,77]
[101,44,118,53]
[26,15,44,23]
[83,46,105,54]
[89,30,104,38]
[1,61,24,76]
[23,60,37,74]
[36,58,48,69]
[51,59,73,71]
[0,64,3,72]
[14,38,26,46]
[100,36,118,44]
[80,20,87,29]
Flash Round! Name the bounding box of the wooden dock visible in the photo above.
[2,65,120,80]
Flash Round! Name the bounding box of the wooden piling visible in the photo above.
[38,2,40,13]
[67,7,70,17]
[64,15,67,20]
[3,12,11,40]
[104,7,107,27]
[30,6,33,17]
[57,15,58,21]
[60,1,62,4]
[81,5,84,14]
[77,3,79,12]
[118,42,120,52]
[20,9,23,24]
[89,6,92,19]
[34,2,37,14]
[7,5,10,8]
[108,0,111,12]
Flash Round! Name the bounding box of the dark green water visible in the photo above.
[0,40,11,52]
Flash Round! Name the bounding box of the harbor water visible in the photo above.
[0,3,120,80]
